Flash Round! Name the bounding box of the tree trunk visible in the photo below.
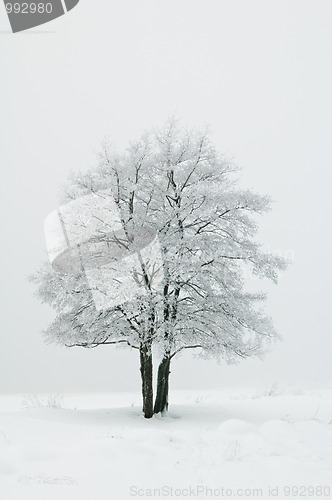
[140,343,154,418]
[153,355,171,414]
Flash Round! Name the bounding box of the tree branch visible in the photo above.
[65,339,139,350]
[170,345,202,360]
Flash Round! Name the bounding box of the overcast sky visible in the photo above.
[1,0,331,394]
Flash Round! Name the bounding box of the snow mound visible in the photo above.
[218,419,257,435]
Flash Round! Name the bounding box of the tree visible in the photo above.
[30,120,287,418]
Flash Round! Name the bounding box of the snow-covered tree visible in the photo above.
[30,120,287,418]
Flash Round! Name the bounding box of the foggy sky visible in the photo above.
[1,0,331,394]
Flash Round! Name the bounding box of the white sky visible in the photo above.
[1,0,331,394]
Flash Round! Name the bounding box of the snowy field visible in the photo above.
[0,387,332,500]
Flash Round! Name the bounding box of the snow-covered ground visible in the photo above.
[0,387,332,500]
